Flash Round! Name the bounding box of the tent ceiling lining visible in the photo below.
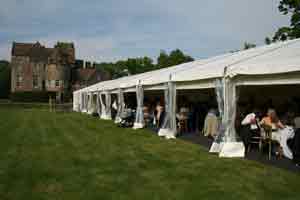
[235,72,300,86]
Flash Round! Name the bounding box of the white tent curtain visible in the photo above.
[96,92,102,118]
[158,81,177,139]
[215,78,226,142]
[223,78,238,142]
[82,92,88,113]
[133,84,144,129]
[99,92,106,118]
[87,93,93,114]
[92,94,98,114]
[115,89,124,123]
[73,93,76,111]
[73,92,80,112]
[86,92,89,113]
[104,92,112,120]
[80,92,84,112]
[86,93,90,113]
[209,79,226,153]
[76,93,81,112]
[215,79,224,121]
[217,78,244,158]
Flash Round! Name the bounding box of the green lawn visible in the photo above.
[0,107,299,200]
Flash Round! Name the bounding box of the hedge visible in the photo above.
[10,92,56,103]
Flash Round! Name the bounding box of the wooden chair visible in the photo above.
[178,118,188,134]
[247,128,263,153]
[261,124,282,160]
[261,124,272,160]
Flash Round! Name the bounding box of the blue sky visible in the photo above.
[0,0,289,62]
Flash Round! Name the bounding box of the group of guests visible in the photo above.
[143,100,165,129]
[199,105,300,164]
[142,99,213,133]
[115,94,300,165]
[239,107,300,164]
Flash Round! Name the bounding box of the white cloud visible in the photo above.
[0,0,291,61]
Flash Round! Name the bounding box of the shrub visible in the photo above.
[10,91,56,102]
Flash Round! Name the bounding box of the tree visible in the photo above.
[272,0,300,41]
[157,49,194,69]
[95,49,194,79]
[157,50,169,69]
[0,60,10,99]
[168,49,194,66]
[265,37,272,45]
[243,42,256,50]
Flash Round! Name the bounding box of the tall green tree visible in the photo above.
[157,50,169,69]
[168,49,194,66]
[272,0,300,41]
[265,37,272,45]
[0,60,10,99]
[157,49,194,69]
[243,42,256,50]
[95,49,194,79]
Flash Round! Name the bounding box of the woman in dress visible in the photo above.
[260,109,285,157]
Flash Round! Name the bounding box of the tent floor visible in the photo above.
[177,132,300,173]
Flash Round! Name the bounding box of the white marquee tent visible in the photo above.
[73,38,300,157]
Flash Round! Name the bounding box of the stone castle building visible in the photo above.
[11,41,75,101]
[10,41,111,102]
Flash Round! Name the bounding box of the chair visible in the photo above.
[247,128,263,153]
[178,118,188,134]
[261,124,272,160]
[261,124,282,160]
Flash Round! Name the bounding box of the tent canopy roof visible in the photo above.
[76,39,300,93]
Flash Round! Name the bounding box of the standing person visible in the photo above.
[155,101,165,128]
[143,104,150,127]
[176,104,189,134]
[203,108,219,139]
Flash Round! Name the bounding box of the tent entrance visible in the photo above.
[177,88,218,134]
[236,84,300,133]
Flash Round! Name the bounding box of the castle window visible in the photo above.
[33,75,39,88]
[16,74,22,87]
[55,80,60,87]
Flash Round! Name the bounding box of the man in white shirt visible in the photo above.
[240,109,260,152]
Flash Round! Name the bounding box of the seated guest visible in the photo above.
[240,109,260,151]
[260,109,289,158]
[260,109,284,141]
[203,109,219,139]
